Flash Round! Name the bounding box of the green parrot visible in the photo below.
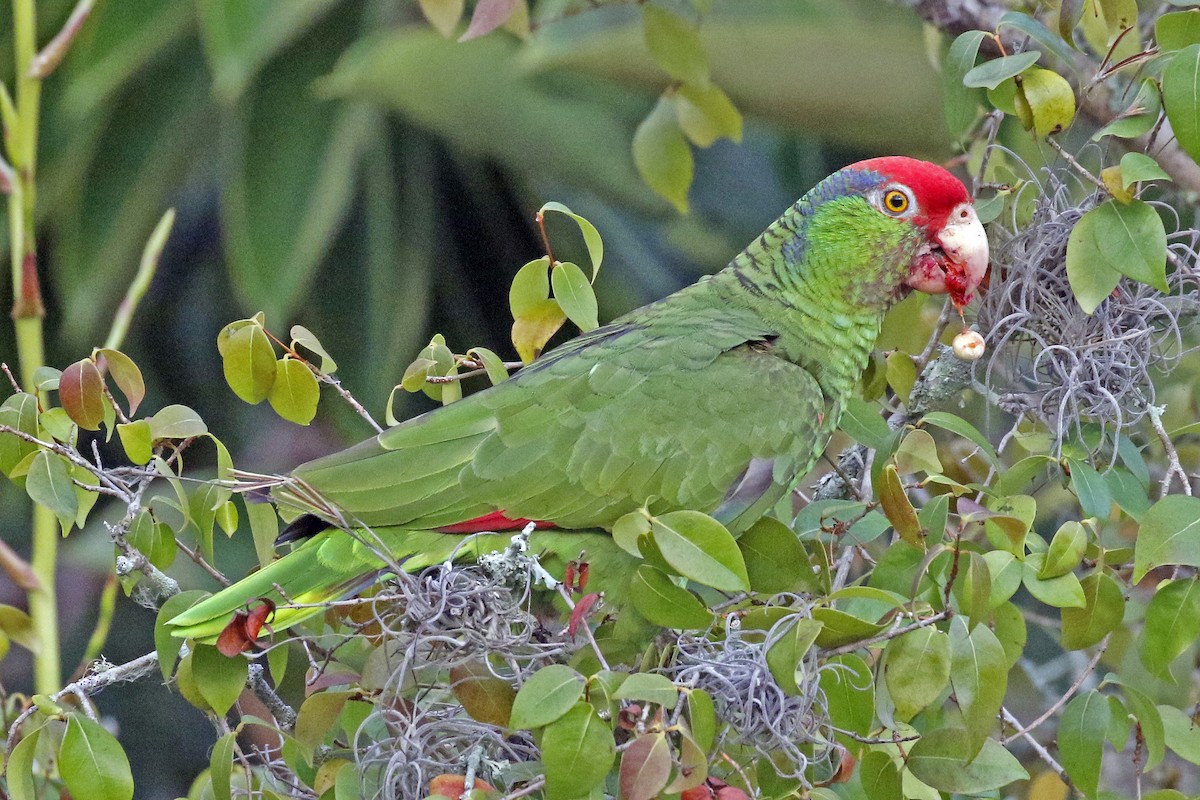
[170,157,988,644]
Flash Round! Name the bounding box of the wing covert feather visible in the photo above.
[280,301,831,532]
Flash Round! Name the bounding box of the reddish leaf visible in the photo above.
[684,779,751,800]
[564,561,577,593]
[568,592,600,638]
[215,599,275,656]
[458,0,518,41]
[60,358,107,430]
[216,612,256,656]
[577,561,590,592]
[428,775,496,796]
[620,732,672,800]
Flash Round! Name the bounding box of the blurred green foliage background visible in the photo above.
[1,0,959,794]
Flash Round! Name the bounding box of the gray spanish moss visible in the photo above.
[975,149,1200,454]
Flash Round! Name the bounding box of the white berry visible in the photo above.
[953,329,986,361]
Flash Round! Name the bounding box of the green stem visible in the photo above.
[8,0,56,694]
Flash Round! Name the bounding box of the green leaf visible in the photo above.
[1040,520,1088,578]
[551,261,600,331]
[1067,200,1168,312]
[1159,704,1200,765]
[7,725,40,800]
[0,392,39,476]
[894,428,942,475]
[268,357,320,425]
[1059,690,1111,798]
[943,30,988,141]
[840,396,890,450]
[651,510,749,591]
[59,358,107,431]
[949,616,1008,758]
[191,643,249,715]
[210,731,236,800]
[982,493,1036,555]
[919,412,998,463]
[859,750,901,800]
[148,404,208,440]
[1061,571,1124,651]
[25,452,79,529]
[633,93,693,213]
[296,690,354,756]
[620,732,672,800]
[418,0,465,37]
[509,256,551,318]
[1094,79,1162,140]
[450,661,515,727]
[766,616,823,696]
[811,606,887,648]
[997,12,1078,64]
[906,730,1028,793]
[1134,495,1200,581]
[155,590,209,681]
[1119,152,1171,188]
[220,323,277,404]
[1140,577,1200,677]
[738,517,814,593]
[614,673,679,709]
[1163,44,1200,165]
[289,324,338,373]
[95,349,146,416]
[1121,683,1165,769]
[464,347,508,386]
[511,299,566,364]
[1018,67,1076,137]
[983,550,1023,608]
[509,664,585,730]
[1070,231,1113,311]
[1068,459,1113,519]
[1157,9,1200,51]
[885,350,917,404]
[541,703,616,800]
[963,51,1041,89]
[642,4,709,85]
[128,510,176,570]
[539,203,603,279]
[1023,554,1086,608]
[686,688,716,751]
[675,83,742,147]
[884,626,951,721]
[60,713,135,800]
[116,420,153,465]
[630,564,713,629]
[951,551,993,625]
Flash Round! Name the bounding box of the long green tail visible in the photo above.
[167,527,632,643]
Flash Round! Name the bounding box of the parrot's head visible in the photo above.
[847,156,989,309]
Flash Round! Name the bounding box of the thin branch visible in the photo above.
[1001,706,1073,786]
[1001,634,1110,744]
[1148,405,1191,497]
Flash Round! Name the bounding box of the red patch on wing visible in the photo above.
[849,156,970,231]
[434,510,556,534]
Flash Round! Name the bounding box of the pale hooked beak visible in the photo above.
[906,203,990,309]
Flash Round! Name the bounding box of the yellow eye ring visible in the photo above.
[883,189,910,214]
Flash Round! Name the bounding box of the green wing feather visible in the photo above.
[170,286,831,642]
[276,290,831,532]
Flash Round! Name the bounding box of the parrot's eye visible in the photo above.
[882,189,911,215]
